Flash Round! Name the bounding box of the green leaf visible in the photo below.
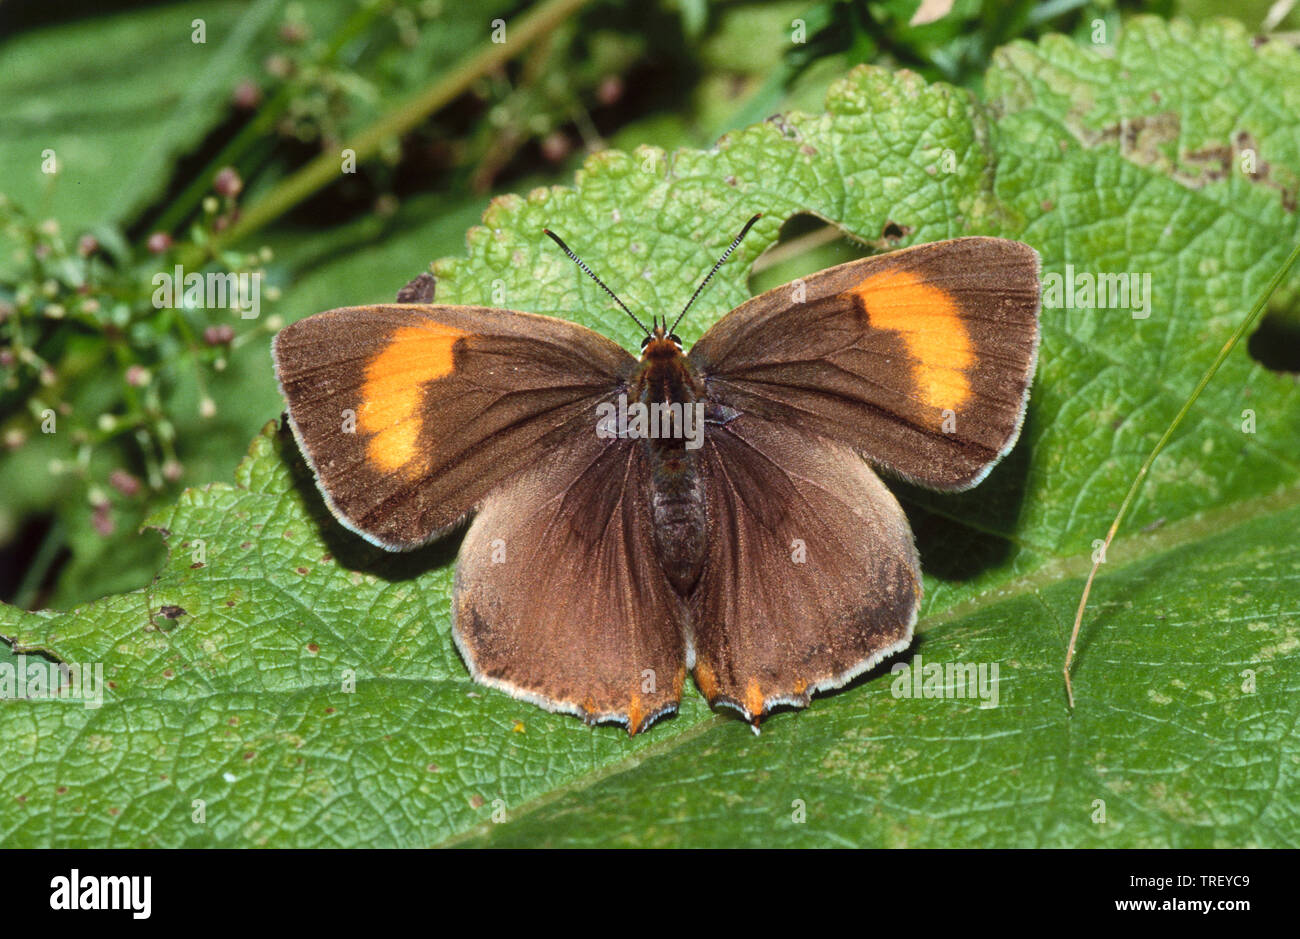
[3,18,1299,847]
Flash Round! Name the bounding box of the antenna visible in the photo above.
[543,229,650,337]
[669,213,762,336]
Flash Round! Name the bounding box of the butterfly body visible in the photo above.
[274,231,1041,735]
[632,331,710,594]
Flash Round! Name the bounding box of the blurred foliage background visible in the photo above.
[1,0,1295,612]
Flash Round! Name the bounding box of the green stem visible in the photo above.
[1064,239,1300,707]
[187,0,595,264]
[151,0,396,238]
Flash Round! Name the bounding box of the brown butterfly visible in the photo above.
[273,215,1041,734]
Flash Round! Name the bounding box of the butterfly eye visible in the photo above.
[640,335,653,350]
[668,333,682,346]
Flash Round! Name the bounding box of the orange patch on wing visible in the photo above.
[673,666,687,696]
[743,679,765,718]
[695,663,719,701]
[848,269,973,413]
[358,322,468,476]
[626,696,644,735]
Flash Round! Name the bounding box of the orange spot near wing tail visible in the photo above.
[626,696,645,736]
[743,678,765,720]
[694,662,719,702]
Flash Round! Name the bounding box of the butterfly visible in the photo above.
[273,215,1041,734]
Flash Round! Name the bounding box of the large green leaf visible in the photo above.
[2,17,1298,847]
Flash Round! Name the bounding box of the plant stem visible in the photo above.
[190,0,595,263]
[1063,239,1300,708]
[151,0,396,239]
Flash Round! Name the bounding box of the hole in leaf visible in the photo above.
[0,514,71,610]
[1247,307,1300,373]
[747,213,875,295]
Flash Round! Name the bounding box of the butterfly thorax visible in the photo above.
[633,336,707,596]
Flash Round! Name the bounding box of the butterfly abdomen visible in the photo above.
[636,339,708,595]
[649,454,706,594]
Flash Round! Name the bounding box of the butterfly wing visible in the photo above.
[453,431,687,735]
[273,305,634,549]
[689,414,920,723]
[689,237,1040,490]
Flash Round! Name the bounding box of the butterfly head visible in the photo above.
[640,317,683,358]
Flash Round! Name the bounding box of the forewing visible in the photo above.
[273,305,634,549]
[689,237,1040,490]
